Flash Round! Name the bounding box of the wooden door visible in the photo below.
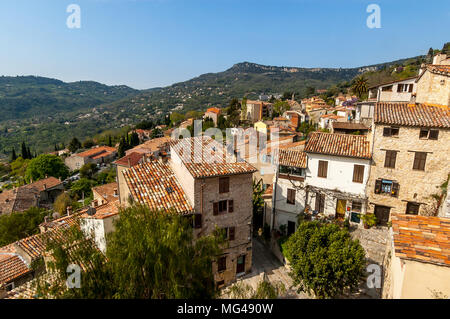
[374,205,390,226]
[236,255,245,274]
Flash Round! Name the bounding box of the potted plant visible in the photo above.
[361,213,377,229]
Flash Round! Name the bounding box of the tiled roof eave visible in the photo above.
[305,151,371,160]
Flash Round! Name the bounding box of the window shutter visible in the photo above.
[375,179,382,194]
[392,182,400,197]
[429,130,439,140]
[353,165,364,183]
[408,84,413,93]
[318,161,328,178]
[383,127,391,136]
[229,227,235,241]
[213,202,219,215]
[228,200,234,213]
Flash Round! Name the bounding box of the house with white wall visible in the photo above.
[303,132,372,224]
[367,77,417,103]
[270,149,307,235]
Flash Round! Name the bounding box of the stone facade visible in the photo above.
[366,124,450,219]
[415,69,450,106]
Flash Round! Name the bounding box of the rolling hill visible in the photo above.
[0,55,425,156]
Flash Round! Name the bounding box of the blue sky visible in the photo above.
[0,0,448,89]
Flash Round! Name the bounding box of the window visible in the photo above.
[351,201,362,213]
[287,188,296,205]
[429,130,439,140]
[352,165,364,183]
[213,200,228,215]
[217,256,227,272]
[413,152,427,171]
[279,165,305,177]
[315,193,325,213]
[384,150,397,168]
[420,129,439,140]
[228,200,234,213]
[406,202,420,215]
[318,160,328,178]
[397,84,413,93]
[219,177,230,193]
[383,126,399,137]
[374,179,400,197]
[381,85,393,92]
[228,227,235,241]
[194,214,202,228]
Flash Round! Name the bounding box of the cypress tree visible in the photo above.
[21,142,28,159]
[11,148,17,162]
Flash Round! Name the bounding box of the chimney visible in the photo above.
[127,157,131,168]
[93,200,98,208]
[418,63,427,76]
[67,206,73,216]
[43,184,47,191]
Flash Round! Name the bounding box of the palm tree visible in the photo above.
[351,76,369,99]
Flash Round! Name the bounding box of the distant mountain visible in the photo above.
[117,56,424,118]
[0,76,139,122]
[0,55,425,155]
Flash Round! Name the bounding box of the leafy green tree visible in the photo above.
[0,207,49,246]
[79,163,99,179]
[95,166,117,185]
[82,139,96,149]
[37,205,224,299]
[273,100,290,117]
[282,221,366,298]
[70,178,94,199]
[351,76,368,99]
[151,128,163,139]
[53,193,73,215]
[217,115,227,130]
[68,138,82,153]
[10,157,30,180]
[170,112,185,125]
[226,98,241,127]
[25,154,69,183]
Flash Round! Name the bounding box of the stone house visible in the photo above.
[244,100,273,122]
[367,77,417,103]
[383,214,450,299]
[270,148,307,235]
[118,136,256,287]
[365,102,450,225]
[203,107,221,126]
[415,64,450,106]
[303,132,372,224]
[65,146,117,171]
[0,177,64,215]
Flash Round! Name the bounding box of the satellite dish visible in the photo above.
[87,207,96,216]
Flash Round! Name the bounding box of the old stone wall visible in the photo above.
[366,125,450,216]
[416,71,450,106]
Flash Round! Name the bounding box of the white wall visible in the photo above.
[306,153,370,196]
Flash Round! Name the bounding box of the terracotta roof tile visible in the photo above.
[123,160,194,215]
[275,149,307,168]
[305,132,371,159]
[75,146,117,159]
[392,214,450,267]
[114,152,145,167]
[374,102,450,128]
[170,136,257,178]
[0,254,32,286]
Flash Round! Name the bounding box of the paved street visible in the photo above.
[222,238,309,299]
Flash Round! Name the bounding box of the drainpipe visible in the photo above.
[271,167,279,230]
